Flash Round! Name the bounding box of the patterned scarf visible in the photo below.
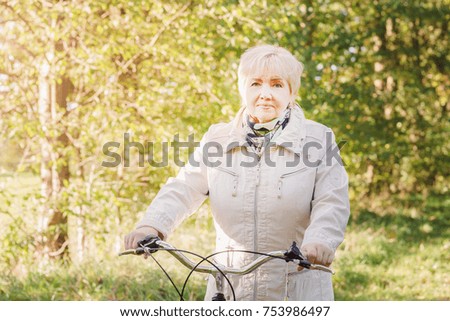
[244,107,291,156]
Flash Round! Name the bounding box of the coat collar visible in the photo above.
[224,105,306,154]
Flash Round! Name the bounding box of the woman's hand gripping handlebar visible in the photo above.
[119,235,334,274]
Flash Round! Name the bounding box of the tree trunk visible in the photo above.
[38,57,73,259]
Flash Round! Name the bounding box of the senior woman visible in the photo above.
[125,45,350,301]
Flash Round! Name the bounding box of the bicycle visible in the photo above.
[119,234,334,301]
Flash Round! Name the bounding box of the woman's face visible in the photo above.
[244,74,292,123]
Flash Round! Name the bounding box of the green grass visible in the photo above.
[0,173,448,300]
[334,196,449,300]
[0,216,215,301]
[0,257,207,301]
[334,229,448,300]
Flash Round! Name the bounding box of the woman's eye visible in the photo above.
[274,83,283,88]
[251,82,261,87]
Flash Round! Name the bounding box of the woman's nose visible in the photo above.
[259,85,272,99]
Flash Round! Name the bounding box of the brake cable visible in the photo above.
[180,249,237,301]
[144,248,184,300]
[138,239,309,301]
[146,247,235,301]
[180,249,296,301]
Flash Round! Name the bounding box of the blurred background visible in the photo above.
[0,0,448,300]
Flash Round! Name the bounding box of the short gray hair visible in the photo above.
[238,45,304,101]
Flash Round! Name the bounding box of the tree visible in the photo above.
[0,0,447,268]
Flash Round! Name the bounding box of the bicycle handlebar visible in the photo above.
[119,237,334,275]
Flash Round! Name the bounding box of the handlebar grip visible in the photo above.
[310,264,334,274]
[135,247,145,255]
[118,235,161,256]
[118,248,145,256]
[298,259,311,269]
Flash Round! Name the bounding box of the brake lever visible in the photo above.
[284,241,306,262]
[137,234,161,253]
[298,259,312,269]
[284,241,334,274]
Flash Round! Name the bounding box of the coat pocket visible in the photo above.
[287,270,334,301]
[210,166,239,197]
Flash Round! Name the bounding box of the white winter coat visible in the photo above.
[137,105,350,300]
